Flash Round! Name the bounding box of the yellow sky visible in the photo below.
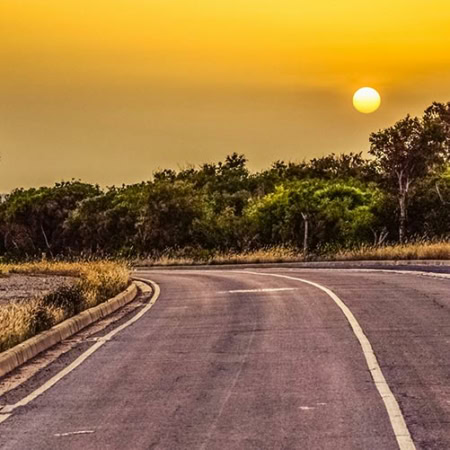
[1,0,450,190]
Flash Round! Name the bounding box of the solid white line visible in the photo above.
[0,414,11,425]
[343,268,450,281]
[0,280,160,422]
[218,287,298,294]
[240,270,416,450]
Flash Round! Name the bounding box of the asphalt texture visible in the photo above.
[0,268,449,449]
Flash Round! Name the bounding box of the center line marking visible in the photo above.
[54,430,95,437]
[239,270,416,450]
[218,287,298,294]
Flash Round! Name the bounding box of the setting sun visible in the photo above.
[353,87,381,114]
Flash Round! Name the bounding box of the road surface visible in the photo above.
[0,268,449,449]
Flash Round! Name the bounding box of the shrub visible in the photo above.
[42,284,85,316]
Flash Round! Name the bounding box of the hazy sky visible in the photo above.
[1,1,450,191]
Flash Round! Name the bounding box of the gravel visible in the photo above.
[0,274,77,306]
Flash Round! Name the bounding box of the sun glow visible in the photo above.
[353,87,381,114]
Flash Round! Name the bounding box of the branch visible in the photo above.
[435,183,450,204]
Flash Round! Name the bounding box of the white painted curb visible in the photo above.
[0,283,138,379]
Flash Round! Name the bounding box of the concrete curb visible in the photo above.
[0,283,138,379]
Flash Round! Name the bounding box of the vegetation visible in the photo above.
[0,102,449,262]
[0,261,130,352]
[1,103,449,350]
[329,241,450,261]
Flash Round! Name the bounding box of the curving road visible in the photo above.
[0,268,449,449]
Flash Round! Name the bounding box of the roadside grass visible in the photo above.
[137,247,302,266]
[329,241,450,261]
[0,261,130,353]
[136,241,450,267]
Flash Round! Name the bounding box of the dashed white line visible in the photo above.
[54,430,95,437]
[218,287,298,294]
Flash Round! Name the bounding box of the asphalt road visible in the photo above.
[0,268,449,449]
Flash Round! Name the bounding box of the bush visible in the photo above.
[29,302,54,334]
[42,284,85,316]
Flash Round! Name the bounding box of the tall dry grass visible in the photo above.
[0,261,130,352]
[138,247,303,266]
[137,241,450,267]
[330,241,450,261]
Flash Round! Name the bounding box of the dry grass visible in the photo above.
[138,247,303,266]
[208,247,302,265]
[329,241,450,261]
[137,241,450,267]
[0,261,130,352]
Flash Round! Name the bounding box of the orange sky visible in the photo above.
[1,1,450,191]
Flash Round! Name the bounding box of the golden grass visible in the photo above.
[0,261,130,352]
[137,241,450,267]
[138,247,303,266]
[330,241,450,261]
[208,247,301,265]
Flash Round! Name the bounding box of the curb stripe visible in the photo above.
[0,280,160,422]
[0,283,138,378]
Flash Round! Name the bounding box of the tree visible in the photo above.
[140,180,206,252]
[0,182,99,257]
[369,112,449,242]
[66,183,147,255]
[246,179,383,255]
[408,168,450,238]
[307,152,378,182]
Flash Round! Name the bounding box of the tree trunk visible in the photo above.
[398,191,407,244]
[396,170,409,244]
[40,223,54,258]
[301,213,309,261]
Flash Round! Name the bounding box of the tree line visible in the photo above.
[1,102,449,260]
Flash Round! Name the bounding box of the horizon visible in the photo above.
[1,1,450,191]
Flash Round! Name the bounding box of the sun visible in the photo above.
[353,87,381,114]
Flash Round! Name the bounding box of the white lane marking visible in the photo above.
[218,287,298,294]
[0,414,11,425]
[0,405,14,414]
[331,268,450,281]
[0,280,160,423]
[54,430,95,437]
[299,406,315,410]
[240,270,416,450]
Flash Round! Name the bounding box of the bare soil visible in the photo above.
[0,274,76,306]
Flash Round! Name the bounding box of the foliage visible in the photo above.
[369,103,450,241]
[0,103,449,259]
[42,284,85,316]
[246,179,385,250]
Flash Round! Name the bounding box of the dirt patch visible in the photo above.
[0,274,77,306]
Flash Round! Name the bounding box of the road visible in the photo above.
[0,268,449,449]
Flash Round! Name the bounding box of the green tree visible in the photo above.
[140,180,206,252]
[66,183,148,255]
[246,179,384,254]
[0,181,99,257]
[369,111,449,242]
